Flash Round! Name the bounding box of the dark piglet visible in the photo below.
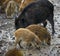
[15,0,55,34]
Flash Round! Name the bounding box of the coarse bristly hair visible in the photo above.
[26,24,51,45]
[5,48,23,56]
[15,0,55,35]
[14,28,41,49]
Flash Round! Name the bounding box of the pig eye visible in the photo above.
[21,18,27,26]
[21,18,25,23]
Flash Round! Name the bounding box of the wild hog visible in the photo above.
[14,28,41,49]
[15,0,55,34]
[5,0,19,18]
[26,24,51,45]
[5,48,23,56]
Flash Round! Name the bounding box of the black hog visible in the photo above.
[15,0,55,34]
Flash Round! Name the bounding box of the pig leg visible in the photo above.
[48,14,55,35]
